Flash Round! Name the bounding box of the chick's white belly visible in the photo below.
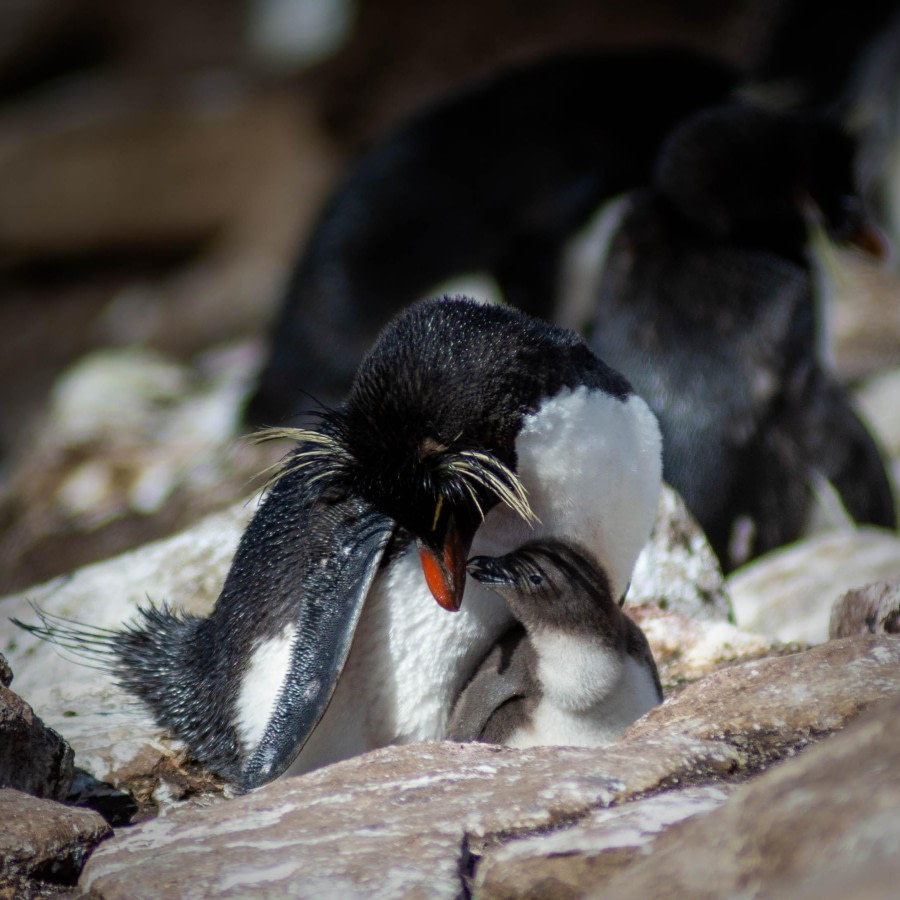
[506,655,661,749]
[286,541,512,775]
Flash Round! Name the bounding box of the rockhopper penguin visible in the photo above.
[19,296,661,789]
[447,538,662,748]
[584,103,895,569]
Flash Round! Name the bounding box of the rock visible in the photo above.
[620,636,900,754]
[618,485,759,691]
[727,527,900,643]
[1,501,250,811]
[0,341,280,596]
[74,740,743,900]
[830,579,900,637]
[474,785,732,898]
[588,688,900,899]
[629,605,787,693]
[629,484,732,623]
[0,86,304,263]
[76,636,900,898]
[0,683,73,801]
[0,788,111,889]
[0,79,336,364]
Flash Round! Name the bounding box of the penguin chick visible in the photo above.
[447,539,662,748]
[586,102,895,570]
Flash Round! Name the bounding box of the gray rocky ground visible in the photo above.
[72,636,900,898]
[3,485,900,895]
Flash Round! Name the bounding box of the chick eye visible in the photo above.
[528,573,543,586]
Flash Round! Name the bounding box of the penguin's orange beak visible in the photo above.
[847,221,888,259]
[418,524,469,612]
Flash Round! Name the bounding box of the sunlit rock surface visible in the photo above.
[76,636,900,898]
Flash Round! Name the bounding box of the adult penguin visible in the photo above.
[584,103,895,570]
[20,297,661,789]
[244,47,737,423]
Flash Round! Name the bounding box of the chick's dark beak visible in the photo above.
[418,519,470,612]
[466,555,514,586]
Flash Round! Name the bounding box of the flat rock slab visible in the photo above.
[475,785,732,898]
[592,690,900,899]
[79,739,743,900]
[621,634,900,754]
[0,788,111,884]
[728,528,900,644]
[79,636,900,898]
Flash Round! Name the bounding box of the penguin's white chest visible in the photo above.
[289,541,512,775]
[505,637,661,749]
[287,384,661,775]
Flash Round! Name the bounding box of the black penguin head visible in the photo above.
[468,538,622,636]
[654,103,885,259]
[262,296,630,612]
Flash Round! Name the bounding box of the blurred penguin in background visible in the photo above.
[583,102,895,570]
[244,47,738,422]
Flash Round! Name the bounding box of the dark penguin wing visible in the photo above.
[774,365,896,531]
[624,617,664,704]
[446,626,538,744]
[231,480,395,788]
[17,464,394,790]
[245,48,737,422]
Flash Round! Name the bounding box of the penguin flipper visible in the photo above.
[12,473,395,789]
[446,626,538,744]
[793,368,896,530]
[232,486,395,788]
[624,616,664,704]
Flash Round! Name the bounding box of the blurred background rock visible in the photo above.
[0,0,898,595]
